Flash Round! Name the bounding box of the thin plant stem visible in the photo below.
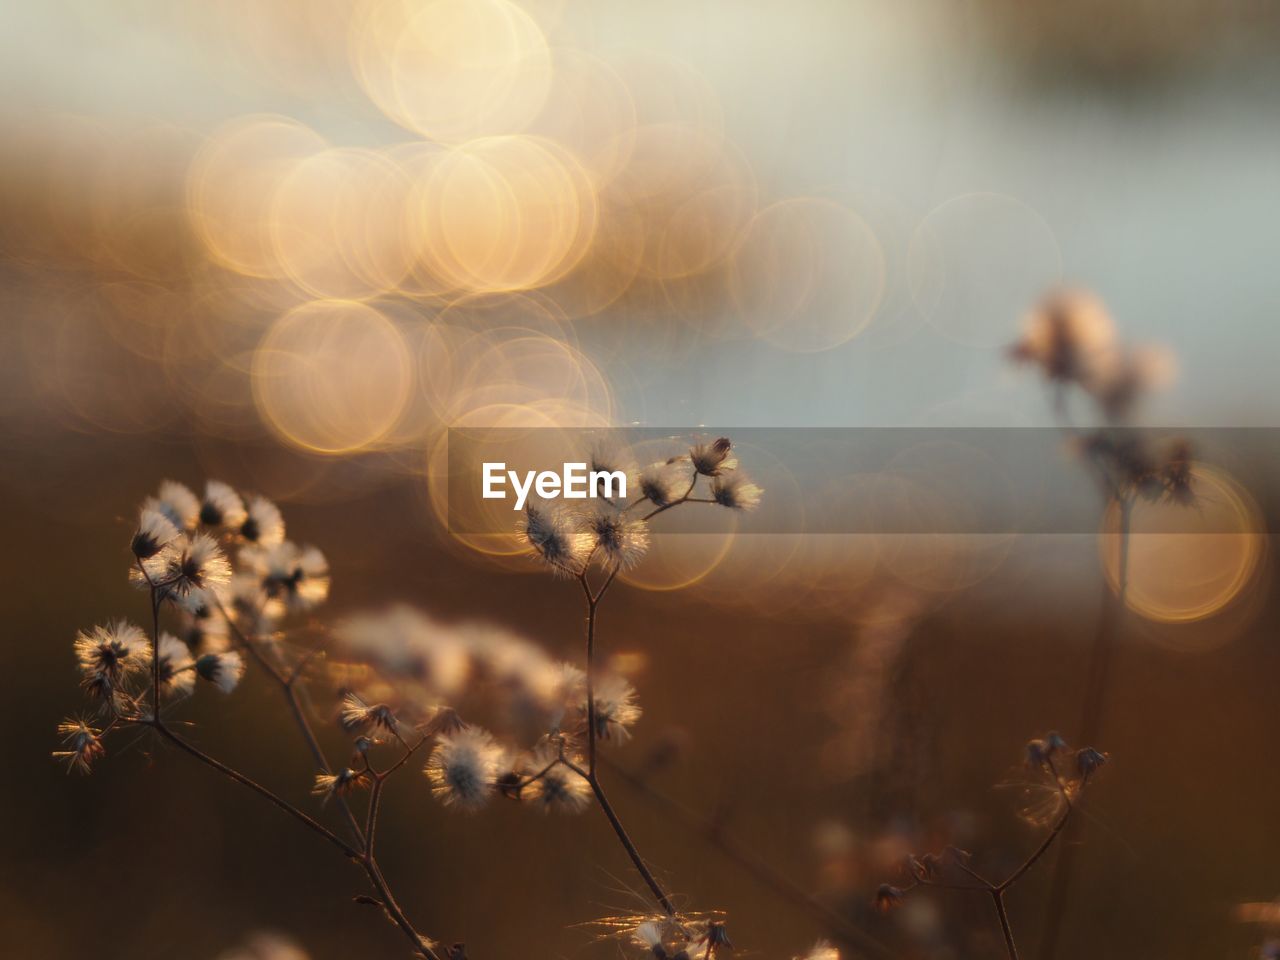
[213,594,367,849]
[1037,498,1130,960]
[564,758,677,916]
[599,755,894,958]
[149,719,360,859]
[992,891,1019,960]
[144,585,442,960]
[900,773,1081,960]
[568,477,703,919]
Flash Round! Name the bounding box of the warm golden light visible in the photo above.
[1101,464,1267,623]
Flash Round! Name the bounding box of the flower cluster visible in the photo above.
[329,605,639,813]
[1012,289,1194,506]
[53,444,768,956]
[54,479,329,770]
[519,436,762,576]
[1010,288,1175,422]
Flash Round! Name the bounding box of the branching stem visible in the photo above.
[143,584,442,960]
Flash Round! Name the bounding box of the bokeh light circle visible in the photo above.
[1101,464,1266,624]
[908,192,1062,347]
[252,299,412,453]
[730,198,886,352]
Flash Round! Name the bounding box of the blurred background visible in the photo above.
[2,1,1279,958]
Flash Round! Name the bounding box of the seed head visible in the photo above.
[156,632,195,698]
[199,480,247,529]
[587,673,642,742]
[426,727,504,810]
[131,499,180,560]
[583,503,649,569]
[53,719,105,774]
[195,650,245,694]
[138,533,232,598]
[339,693,398,735]
[519,501,587,574]
[241,541,330,615]
[312,767,367,801]
[639,459,685,508]
[155,480,200,531]
[710,470,762,511]
[527,752,592,813]
[689,437,733,476]
[240,494,285,547]
[1010,289,1116,384]
[75,621,150,697]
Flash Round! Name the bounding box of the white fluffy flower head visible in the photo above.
[583,503,649,569]
[426,726,504,810]
[519,500,587,574]
[200,480,247,529]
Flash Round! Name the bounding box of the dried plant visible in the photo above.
[1011,288,1189,959]
[875,732,1109,960]
[53,440,823,959]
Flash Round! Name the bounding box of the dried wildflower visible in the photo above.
[519,500,587,573]
[425,705,466,737]
[426,727,504,810]
[1086,343,1175,421]
[582,503,649,569]
[156,632,195,698]
[53,719,105,774]
[1010,289,1116,384]
[588,673,642,742]
[131,499,180,560]
[639,459,686,508]
[195,650,244,694]
[156,480,200,531]
[141,533,232,598]
[312,767,367,800]
[227,571,275,636]
[547,662,586,734]
[242,541,330,615]
[174,587,230,652]
[240,494,285,547]
[527,753,592,813]
[587,441,636,500]
[334,605,473,697]
[634,920,670,958]
[339,693,398,735]
[699,922,732,952]
[75,620,150,697]
[1075,746,1108,777]
[200,480,248,529]
[874,883,904,913]
[710,470,762,511]
[689,437,733,476]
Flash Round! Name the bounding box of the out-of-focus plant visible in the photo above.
[54,438,828,959]
[875,732,1109,960]
[1010,289,1189,959]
